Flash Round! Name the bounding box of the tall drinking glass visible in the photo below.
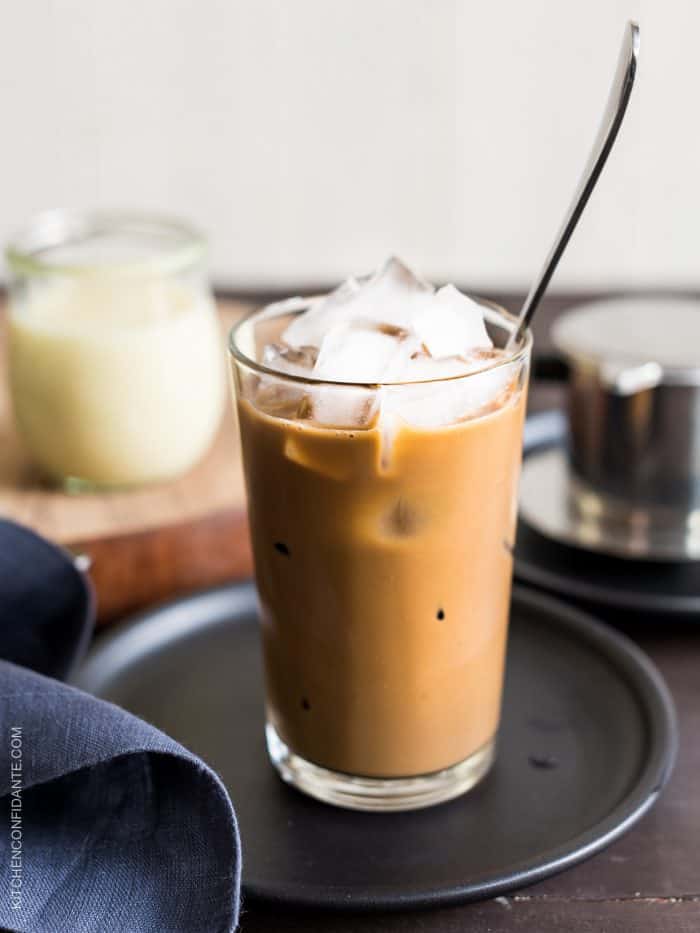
[229,298,531,811]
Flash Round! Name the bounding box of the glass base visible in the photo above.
[266,723,496,812]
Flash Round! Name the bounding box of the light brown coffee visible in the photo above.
[237,382,526,778]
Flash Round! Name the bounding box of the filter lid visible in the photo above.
[552,297,700,372]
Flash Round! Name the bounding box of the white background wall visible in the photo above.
[1,0,694,292]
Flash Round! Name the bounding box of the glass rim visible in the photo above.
[4,208,207,278]
[229,294,532,389]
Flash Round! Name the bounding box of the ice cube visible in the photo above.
[341,257,434,332]
[310,385,378,427]
[253,377,307,420]
[283,257,433,349]
[382,358,512,429]
[309,324,388,424]
[263,342,318,376]
[313,324,403,383]
[413,285,492,359]
[282,277,362,348]
[362,256,433,302]
[253,344,317,417]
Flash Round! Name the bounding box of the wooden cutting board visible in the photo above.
[0,299,255,625]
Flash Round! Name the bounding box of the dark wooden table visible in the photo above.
[238,291,700,933]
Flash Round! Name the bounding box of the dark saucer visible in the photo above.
[75,581,677,911]
[517,412,700,617]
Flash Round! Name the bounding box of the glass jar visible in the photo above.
[5,210,225,490]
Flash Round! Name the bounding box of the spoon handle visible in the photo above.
[508,21,640,350]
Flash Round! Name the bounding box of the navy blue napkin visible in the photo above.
[0,520,241,933]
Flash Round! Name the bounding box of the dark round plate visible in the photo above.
[75,581,677,911]
[517,412,700,616]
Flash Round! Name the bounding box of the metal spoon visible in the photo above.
[508,20,640,350]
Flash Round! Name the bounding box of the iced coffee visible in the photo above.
[229,259,531,810]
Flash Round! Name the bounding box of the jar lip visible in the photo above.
[5,209,207,278]
[229,294,532,389]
